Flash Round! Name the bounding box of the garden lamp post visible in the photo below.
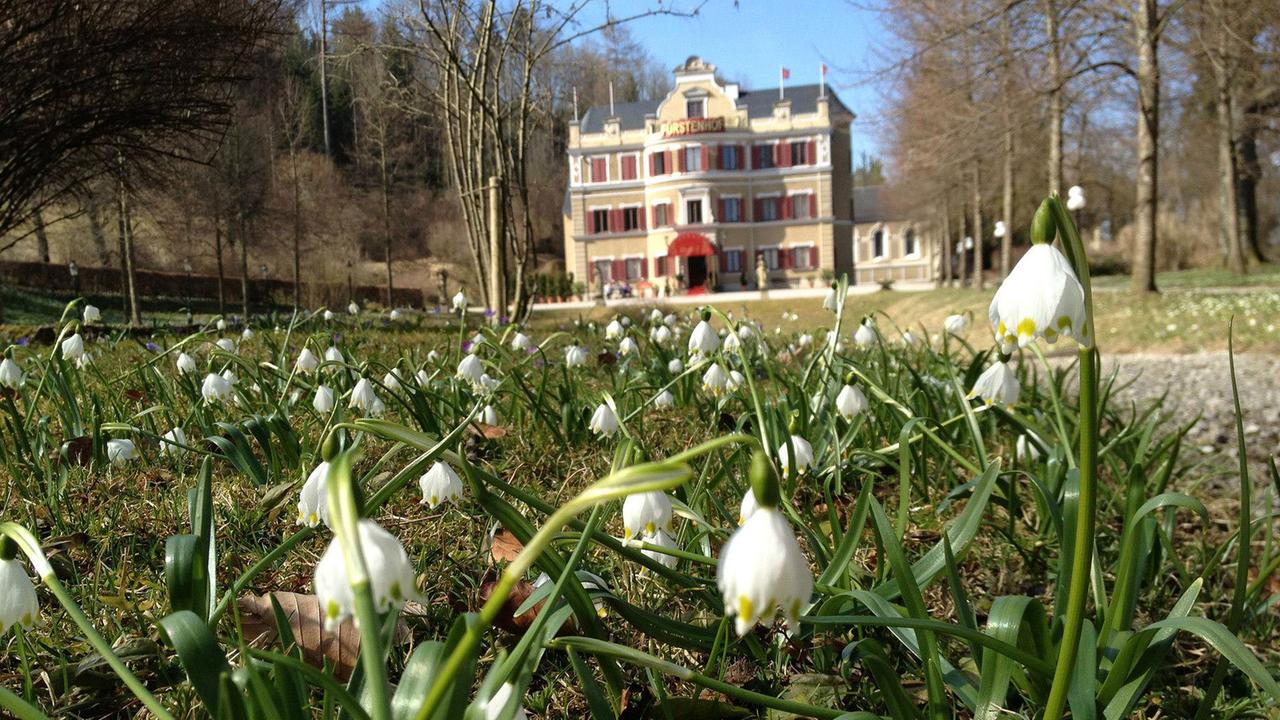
[182,259,192,324]
[437,269,448,309]
[347,260,354,303]
[68,261,80,295]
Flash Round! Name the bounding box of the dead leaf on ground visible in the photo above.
[488,527,525,563]
[479,579,539,634]
[470,422,508,439]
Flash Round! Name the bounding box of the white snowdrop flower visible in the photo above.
[822,285,839,312]
[668,358,684,374]
[621,316,631,327]
[383,369,402,392]
[479,682,528,720]
[717,506,813,636]
[944,314,968,336]
[324,346,344,364]
[702,363,729,397]
[649,308,664,324]
[651,325,673,346]
[347,301,359,316]
[640,530,679,570]
[349,378,385,416]
[776,435,815,477]
[532,572,610,618]
[0,357,24,388]
[478,373,499,394]
[511,332,533,352]
[241,327,254,340]
[160,428,187,457]
[737,323,755,341]
[605,319,624,340]
[835,384,868,421]
[61,333,85,361]
[853,321,876,349]
[1016,433,1042,463]
[297,462,331,528]
[664,313,678,327]
[323,310,335,321]
[313,385,335,413]
[564,344,589,368]
[76,351,95,370]
[622,491,673,540]
[723,331,741,353]
[201,372,233,403]
[106,439,137,464]
[0,558,39,635]
[738,487,759,525]
[389,308,401,321]
[688,319,719,359]
[989,243,1088,352]
[175,351,198,375]
[216,318,228,330]
[968,360,1020,408]
[419,461,463,509]
[295,348,319,374]
[456,354,484,385]
[589,402,618,437]
[470,332,486,348]
[452,291,467,311]
[797,333,813,348]
[426,349,440,364]
[314,519,416,630]
[221,368,237,385]
[727,370,746,393]
[618,337,639,356]
[415,369,430,386]
[902,330,921,346]
[481,405,499,425]
[82,304,101,324]
[216,338,236,354]
[654,389,675,408]
[1067,185,1086,211]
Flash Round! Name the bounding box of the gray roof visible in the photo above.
[579,83,852,134]
[852,185,889,223]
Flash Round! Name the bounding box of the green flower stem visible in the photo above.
[0,523,176,720]
[1028,344,1075,465]
[0,685,49,720]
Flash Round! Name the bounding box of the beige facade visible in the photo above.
[563,56,854,296]
[851,185,938,286]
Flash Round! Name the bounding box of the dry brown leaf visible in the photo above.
[478,579,539,634]
[488,528,524,563]
[470,422,508,439]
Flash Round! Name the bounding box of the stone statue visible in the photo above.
[755,255,769,295]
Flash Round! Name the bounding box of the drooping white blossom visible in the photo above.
[988,243,1088,352]
[419,462,464,509]
[622,491,673,540]
[314,519,417,630]
[717,506,813,636]
[968,360,1021,408]
[589,402,618,437]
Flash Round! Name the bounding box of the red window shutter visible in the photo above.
[807,140,816,166]
[665,151,672,175]
[612,259,624,279]
[718,198,725,221]
[677,148,686,173]
[656,256,665,276]
[650,205,657,228]
[780,143,792,167]
[701,146,710,170]
[641,256,649,279]
[611,209,622,232]
[781,249,791,269]
[772,143,780,167]
[753,198,762,221]
[809,246,819,268]
[587,211,595,234]
[715,146,724,170]
[638,207,646,230]
[783,196,793,220]
[810,194,818,217]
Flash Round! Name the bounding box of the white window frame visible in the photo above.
[755,141,778,170]
[619,151,641,181]
[720,144,741,171]
[903,227,920,258]
[680,188,711,226]
[787,191,813,220]
[871,224,889,261]
[592,256,616,282]
[683,144,704,173]
[587,204,613,235]
[686,98,705,119]
[623,254,646,281]
[588,154,610,183]
[719,193,742,223]
[758,244,781,271]
[789,244,816,270]
[620,204,644,233]
[722,246,745,274]
[652,202,673,228]
[755,191,782,222]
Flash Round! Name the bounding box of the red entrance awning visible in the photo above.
[667,232,715,257]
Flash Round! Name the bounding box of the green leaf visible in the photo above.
[392,642,446,720]
[1143,616,1280,702]
[159,610,234,715]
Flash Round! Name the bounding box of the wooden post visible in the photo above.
[487,176,502,324]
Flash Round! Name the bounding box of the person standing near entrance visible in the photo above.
[756,256,769,298]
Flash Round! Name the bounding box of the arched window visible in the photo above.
[904,228,917,256]
[872,229,886,258]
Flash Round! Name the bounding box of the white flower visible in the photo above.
[479,682,528,720]
[106,439,137,464]
[216,318,228,330]
[0,558,39,634]
[478,373,498,394]
[454,354,485,387]
[160,428,187,457]
[618,337,639,356]
[297,462,331,527]
[221,368,238,385]
[1016,433,1042,463]
[776,435,815,477]
[722,331,741,353]
[383,369,402,392]
[349,378,385,416]
[944,314,968,336]
[1067,185,1086,211]
[835,385,868,421]
[668,358,684,374]
[295,348,319,374]
[389,309,401,321]
[415,369,430,385]
[313,385,335,413]
[651,325,673,346]
[702,363,729,397]
[347,301,359,316]
[968,360,1020,407]
[565,344,589,368]
[717,506,813,636]
[649,308,664,324]
[822,286,839,312]
[241,327,254,340]
[533,571,609,617]
[471,332,486,348]
[688,320,719,359]
[481,405,499,425]
[640,530,679,570]
[61,333,85,361]
[989,243,1088,352]
[314,519,416,630]
[605,319,624,340]
[654,389,675,408]
[452,291,467,311]
[324,346,344,364]
[176,351,198,375]
[201,372,233,403]
[323,310,335,321]
[0,357,23,388]
[419,461,463,509]
[798,333,813,348]
[216,338,236,354]
[83,304,101,324]
[727,370,746,393]
[664,313,678,327]
[853,322,876,349]
[426,350,440,364]
[511,332,533,352]
[902,330,921,346]
[589,402,618,437]
[622,491,673,540]
[994,220,1007,238]
[738,487,759,525]
[737,324,755,341]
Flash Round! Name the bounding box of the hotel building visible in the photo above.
[562,56,855,295]
[851,185,938,285]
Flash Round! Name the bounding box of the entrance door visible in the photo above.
[686,256,708,289]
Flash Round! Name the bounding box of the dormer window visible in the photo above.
[686,98,705,119]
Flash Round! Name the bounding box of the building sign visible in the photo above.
[659,116,725,138]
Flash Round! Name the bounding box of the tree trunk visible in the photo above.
[940,202,953,288]
[1001,8,1015,279]
[956,198,968,287]
[971,161,984,291]
[214,218,226,316]
[87,193,110,265]
[33,208,51,263]
[1045,0,1064,196]
[318,0,331,157]
[238,210,249,320]
[1235,125,1263,262]
[1129,0,1160,294]
[382,146,393,308]
[116,177,141,326]
[1213,59,1245,274]
[291,149,302,310]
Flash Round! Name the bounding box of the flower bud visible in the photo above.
[748,450,779,509]
[1031,198,1056,246]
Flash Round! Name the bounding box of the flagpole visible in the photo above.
[779,67,784,100]
[608,81,615,116]
[572,86,579,123]
[819,63,826,98]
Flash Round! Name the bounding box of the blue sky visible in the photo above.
[569,0,891,159]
